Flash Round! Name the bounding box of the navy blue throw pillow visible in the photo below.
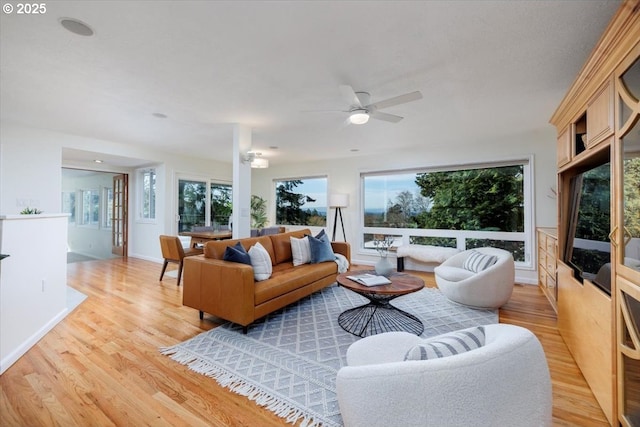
[308,234,335,264]
[315,229,328,241]
[223,241,251,265]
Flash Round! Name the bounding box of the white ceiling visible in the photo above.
[0,1,621,168]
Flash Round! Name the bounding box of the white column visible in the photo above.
[232,124,252,239]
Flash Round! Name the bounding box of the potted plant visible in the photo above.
[20,207,43,214]
[251,195,268,230]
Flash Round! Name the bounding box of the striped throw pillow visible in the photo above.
[404,326,486,360]
[462,250,498,273]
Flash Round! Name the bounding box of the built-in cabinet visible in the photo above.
[550,2,640,425]
[537,228,557,313]
[614,38,640,427]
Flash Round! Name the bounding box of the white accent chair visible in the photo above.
[434,247,515,309]
[336,324,552,427]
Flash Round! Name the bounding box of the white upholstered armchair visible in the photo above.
[434,247,515,309]
[336,324,552,427]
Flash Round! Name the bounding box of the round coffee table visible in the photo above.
[336,271,425,337]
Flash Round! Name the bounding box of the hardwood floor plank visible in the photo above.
[0,258,609,426]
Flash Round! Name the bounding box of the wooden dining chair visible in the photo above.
[159,235,203,285]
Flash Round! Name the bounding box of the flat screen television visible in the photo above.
[563,161,611,295]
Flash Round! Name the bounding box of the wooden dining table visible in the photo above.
[180,230,233,247]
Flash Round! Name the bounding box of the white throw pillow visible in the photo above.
[404,326,486,360]
[248,242,272,281]
[290,236,311,266]
[462,250,498,273]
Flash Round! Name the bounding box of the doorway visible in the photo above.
[62,168,129,262]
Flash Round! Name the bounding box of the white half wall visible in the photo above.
[0,214,68,374]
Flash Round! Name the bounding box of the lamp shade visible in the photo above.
[329,193,349,208]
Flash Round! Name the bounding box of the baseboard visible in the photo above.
[0,308,68,374]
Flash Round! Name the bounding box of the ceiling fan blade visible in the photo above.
[368,91,423,110]
[370,111,403,123]
[339,85,363,108]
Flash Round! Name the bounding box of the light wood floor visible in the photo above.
[0,258,609,426]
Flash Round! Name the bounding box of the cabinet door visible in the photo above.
[557,127,571,167]
[616,49,640,279]
[618,277,640,426]
[587,79,614,148]
[615,43,640,427]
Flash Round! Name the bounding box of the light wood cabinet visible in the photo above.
[550,2,640,425]
[586,79,614,148]
[614,40,640,427]
[537,228,557,312]
[557,127,571,167]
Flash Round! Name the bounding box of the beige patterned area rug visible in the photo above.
[161,284,498,427]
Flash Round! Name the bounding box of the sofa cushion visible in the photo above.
[404,326,486,360]
[254,262,337,305]
[433,265,475,282]
[223,241,251,265]
[270,229,311,264]
[291,236,311,266]
[462,250,498,272]
[205,236,275,264]
[249,242,272,281]
[314,229,327,240]
[308,233,335,263]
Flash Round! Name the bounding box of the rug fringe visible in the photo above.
[160,346,331,427]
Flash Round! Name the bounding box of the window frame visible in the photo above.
[360,157,534,268]
[137,167,157,223]
[78,188,100,228]
[102,186,113,229]
[61,191,76,224]
[273,175,328,228]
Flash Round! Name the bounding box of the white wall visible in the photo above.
[0,128,62,214]
[0,124,232,263]
[0,122,557,283]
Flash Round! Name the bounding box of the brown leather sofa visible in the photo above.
[183,228,351,332]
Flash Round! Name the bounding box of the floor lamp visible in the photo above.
[329,193,349,241]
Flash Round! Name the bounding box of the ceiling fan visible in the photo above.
[316,85,423,125]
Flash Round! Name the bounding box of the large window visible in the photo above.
[211,183,232,227]
[177,178,232,232]
[139,168,156,221]
[102,187,113,229]
[62,191,76,223]
[362,161,531,264]
[79,189,100,226]
[275,177,327,226]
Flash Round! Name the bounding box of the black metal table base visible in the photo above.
[338,296,424,338]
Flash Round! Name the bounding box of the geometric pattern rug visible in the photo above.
[161,284,498,427]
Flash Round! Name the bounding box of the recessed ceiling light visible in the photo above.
[60,18,94,37]
[152,112,168,119]
[94,159,103,163]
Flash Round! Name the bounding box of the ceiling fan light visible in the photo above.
[349,111,369,125]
